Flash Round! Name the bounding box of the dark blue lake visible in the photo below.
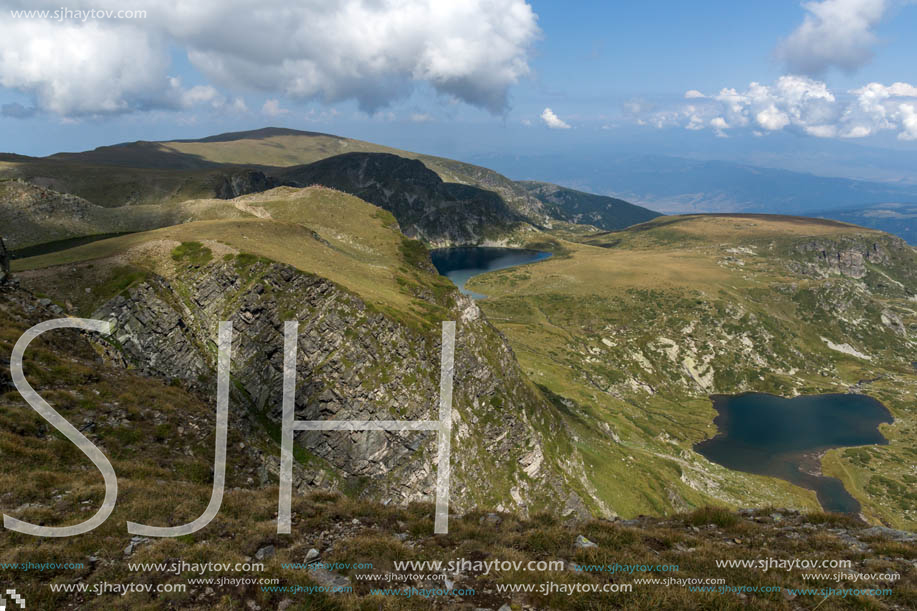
[430,247,552,299]
[695,393,893,514]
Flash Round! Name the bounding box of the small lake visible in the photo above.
[430,247,552,299]
[695,393,893,515]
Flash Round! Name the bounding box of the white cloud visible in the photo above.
[0,0,539,117]
[261,99,289,117]
[899,104,917,140]
[843,124,873,137]
[634,76,917,141]
[756,104,791,130]
[173,81,247,112]
[845,81,917,139]
[710,116,730,137]
[685,113,705,130]
[540,107,571,129]
[0,19,173,116]
[410,112,433,123]
[776,0,889,75]
[179,84,222,108]
[684,90,706,99]
[806,124,839,137]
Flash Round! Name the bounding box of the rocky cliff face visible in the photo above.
[214,170,277,199]
[519,180,661,231]
[791,234,912,282]
[92,258,585,516]
[279,153,532,246]
[423,156,552,223]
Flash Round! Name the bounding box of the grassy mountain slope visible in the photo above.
[468,214,917,530]
[0,157,276,209]
[0,178,257,250]
[2,285,914,610]
[9,185,917,528]
[13,187,427,314]
[12,186,593,518]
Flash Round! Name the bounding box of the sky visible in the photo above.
[1,0,917,180]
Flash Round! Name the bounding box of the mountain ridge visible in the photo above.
[1,128,660,247]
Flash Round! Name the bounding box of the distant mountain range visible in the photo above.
[477,152,917,243]
[810,203,917,245]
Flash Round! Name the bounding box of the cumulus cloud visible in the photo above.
[228,98,248,113]
[0,19,173,116]
[684,90,706,99]
[635,76,917,140]
[900,104,917,140]
[261,99,289,117]
[177,84,225,108]
[776,0,889,75]
[0,0,539,117]
[756,104,791,131]
[844,81,917,138]
[540,107,571,129]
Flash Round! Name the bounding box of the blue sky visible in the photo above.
[1,0,916,180]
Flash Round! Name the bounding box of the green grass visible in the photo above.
[685,506,740,528]
[10,185,917,530]
[92,266,151,301]
[171,241,213,265]
[2,209,916,609]
[469,214,917,528]
[13,187,453,328]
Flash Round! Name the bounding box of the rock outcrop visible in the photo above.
[793,235,904,279]
[214,170,277,199]
[519,180,661,230]
[93,259,584,516]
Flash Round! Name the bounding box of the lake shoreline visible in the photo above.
[695,391,894,515]
[430,246,552,299]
